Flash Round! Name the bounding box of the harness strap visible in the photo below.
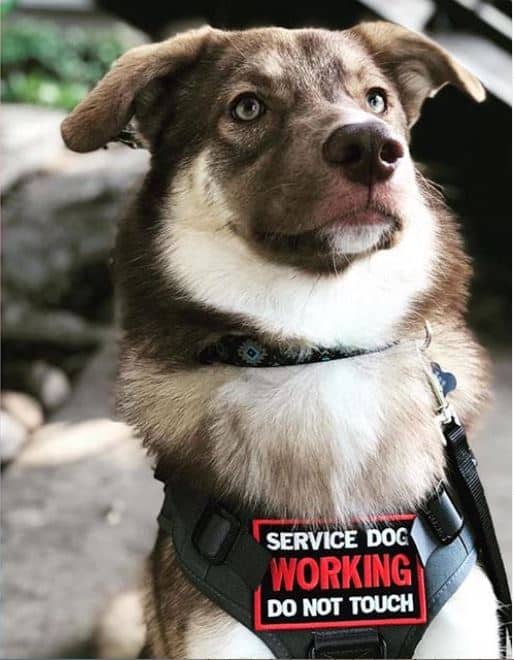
[383,500,477,659]
[158,480,272,590]
[443,419,512,652]
[156,475,477,659]
[158,479,291,658]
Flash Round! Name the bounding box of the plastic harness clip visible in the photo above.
[193,504,241,564]
[422,485,463,544]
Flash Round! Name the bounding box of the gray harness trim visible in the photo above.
[157,478,477,658]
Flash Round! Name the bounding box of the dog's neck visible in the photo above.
[120,308,453,524]
[116,172,485,523]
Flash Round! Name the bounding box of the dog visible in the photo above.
[61,22,500,659]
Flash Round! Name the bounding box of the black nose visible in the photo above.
[322,122,404,184]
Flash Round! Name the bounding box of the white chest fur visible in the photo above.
[207,344,443,520]
[211,355,385,487]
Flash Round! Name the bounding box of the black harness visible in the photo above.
[154,335,511,658]
[157,474,478,658]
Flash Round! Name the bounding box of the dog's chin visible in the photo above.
[249,212,400,274]
[322,219,396,256]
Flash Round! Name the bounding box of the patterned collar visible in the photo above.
[198,334,399,368]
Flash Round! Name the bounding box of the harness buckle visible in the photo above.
[308,629,387,659]
[193,503,241,564]
[421,483,464,544]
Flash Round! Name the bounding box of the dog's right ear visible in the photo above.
[61,26,220,153]
[352,21,485,127]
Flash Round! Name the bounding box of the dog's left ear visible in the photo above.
[61,26,222,152]
[352,21,486,127]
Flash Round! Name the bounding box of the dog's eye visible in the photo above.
[366,89,387,114]
[231,94,265,122]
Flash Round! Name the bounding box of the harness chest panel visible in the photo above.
[252,516,427,632]
[157,476,485,658]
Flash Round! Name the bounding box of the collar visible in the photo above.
[198,334,399,367]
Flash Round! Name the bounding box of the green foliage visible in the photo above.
[1,20,126,110]
[0,0,17,17]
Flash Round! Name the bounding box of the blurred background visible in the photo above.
[1,0,511,657]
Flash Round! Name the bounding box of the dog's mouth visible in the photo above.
[322,207,398,230]
[251,204,401,264]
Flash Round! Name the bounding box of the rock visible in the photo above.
[1,104,150,379]
[19,419,136,468]
[52,336,119,423]
[28,362,71,411]
[1,391,44,432]
[2,105,149,316]
[1,410,29,464]
[3,302,109,348]
[1,104,67,190]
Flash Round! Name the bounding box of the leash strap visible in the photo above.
[442,419,512,652]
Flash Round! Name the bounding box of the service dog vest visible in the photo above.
[155,474,478,659]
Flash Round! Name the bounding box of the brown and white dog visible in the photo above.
[61,22,500,658]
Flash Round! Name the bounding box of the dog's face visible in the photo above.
[180,29,413,271]
[62,22,484,282]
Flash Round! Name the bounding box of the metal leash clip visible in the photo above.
[419,321,460,441]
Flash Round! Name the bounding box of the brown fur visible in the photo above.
[61,23,489,657]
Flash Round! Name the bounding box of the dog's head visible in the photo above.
[62,23,484,344]
[62,23,483,271]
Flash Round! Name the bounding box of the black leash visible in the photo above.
[443,419,512,652]
[422,336,512,656]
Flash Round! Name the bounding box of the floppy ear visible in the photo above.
[61,26,219,152]
[352,21,486,127]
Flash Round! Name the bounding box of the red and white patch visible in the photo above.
[252,515,427,631]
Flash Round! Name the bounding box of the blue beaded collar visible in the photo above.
[198,335,399,368]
